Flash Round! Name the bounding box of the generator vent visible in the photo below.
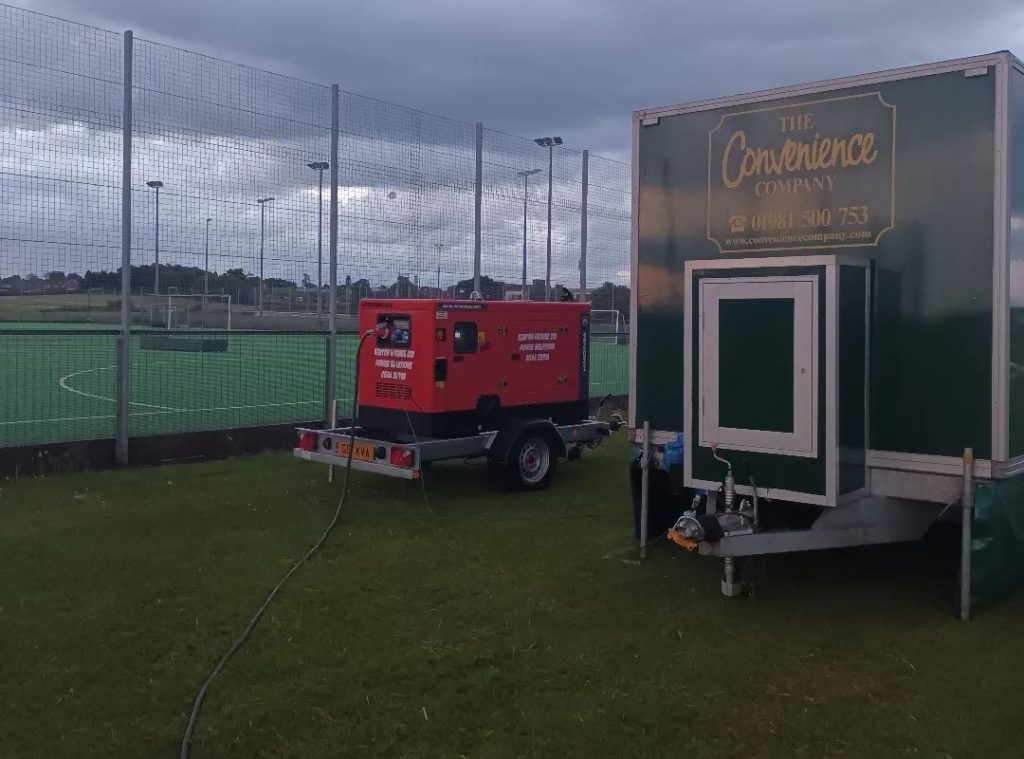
[375,381,412,400]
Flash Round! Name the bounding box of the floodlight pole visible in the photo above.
[307,161,329,319]
[545,144,553,301]
[317,165,323,318]
[435,242,443,291]
[203,217,212,298]
[147,180,163,296]
[517,168,541,299]
[154,186,159,296]
[535,136,562,301]
[257,196,274,315]
[473,122,483,296]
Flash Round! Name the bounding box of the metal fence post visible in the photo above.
[580,149,588,299]
[116,29,133,466]
[960,447,975,620]
[545,144,553,301]
[325,84,339,428]
[473,121,483,296]
[640,421,650,559]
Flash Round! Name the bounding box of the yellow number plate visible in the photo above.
[336,441,375,462]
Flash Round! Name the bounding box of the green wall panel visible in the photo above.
[839,265,868,494]
[637,67,996,458]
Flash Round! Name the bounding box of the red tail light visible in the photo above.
[390,447,414,468]
[298,431,317,451]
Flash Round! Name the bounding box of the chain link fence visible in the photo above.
[0,3,630,455]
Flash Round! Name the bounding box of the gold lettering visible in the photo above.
[859,133,877,164]
[719,127,880,189]
[779,113,814,132]
[721,130,746,189]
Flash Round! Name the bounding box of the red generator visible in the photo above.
[358,299,591,438]
[295,298,618,490]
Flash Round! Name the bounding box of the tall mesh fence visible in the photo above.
[0,6,123,316]
[0,4,630,452]
[338,95,477,306]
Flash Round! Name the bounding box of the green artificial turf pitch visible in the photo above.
[0,329,628,447]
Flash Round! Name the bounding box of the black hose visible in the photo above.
[178,330,373,759]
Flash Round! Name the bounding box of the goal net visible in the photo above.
[148,294,232,330]
[590,309,626,344]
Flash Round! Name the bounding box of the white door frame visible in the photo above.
[698,275,819,458]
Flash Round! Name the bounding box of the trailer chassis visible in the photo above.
[294,418,616,487]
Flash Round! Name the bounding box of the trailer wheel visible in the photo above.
[503,433,557,491]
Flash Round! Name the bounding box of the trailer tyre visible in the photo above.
[503,433,558,491]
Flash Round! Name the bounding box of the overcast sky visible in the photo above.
[4,0,1024,292]
[17,0,1024,160]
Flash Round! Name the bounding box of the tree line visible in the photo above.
[0,266,630,317]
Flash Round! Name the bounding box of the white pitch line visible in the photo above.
[0,413,118,426]
[10,362,335,430]
[0,399,324,427]
[58,366,182,411]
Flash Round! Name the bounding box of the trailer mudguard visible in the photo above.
[487,419,567,464]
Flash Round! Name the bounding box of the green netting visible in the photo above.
[972,477,1024,606]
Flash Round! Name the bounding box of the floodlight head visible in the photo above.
[553,136,563,145]
[307,161,329,171]
[257,196,275,204]
[146,180,163,189]
[206,217,213,223]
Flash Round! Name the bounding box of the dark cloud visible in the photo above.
[19,0,1024,157]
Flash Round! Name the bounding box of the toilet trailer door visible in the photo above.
[698,276,819,458]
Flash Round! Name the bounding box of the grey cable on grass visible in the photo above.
[179,331,372,759]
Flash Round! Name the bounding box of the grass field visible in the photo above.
[0,326,629,447]
[2,436,1024,757]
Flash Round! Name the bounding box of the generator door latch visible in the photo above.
[433,358,448,382]
[496,325,508,336]
[496,379,508,389]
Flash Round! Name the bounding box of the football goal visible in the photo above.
[590,309,626,344]
[149,293,232,330]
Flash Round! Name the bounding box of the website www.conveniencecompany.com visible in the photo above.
[722,229,873,247]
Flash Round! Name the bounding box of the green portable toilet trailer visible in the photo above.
[631,52,1024,607]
